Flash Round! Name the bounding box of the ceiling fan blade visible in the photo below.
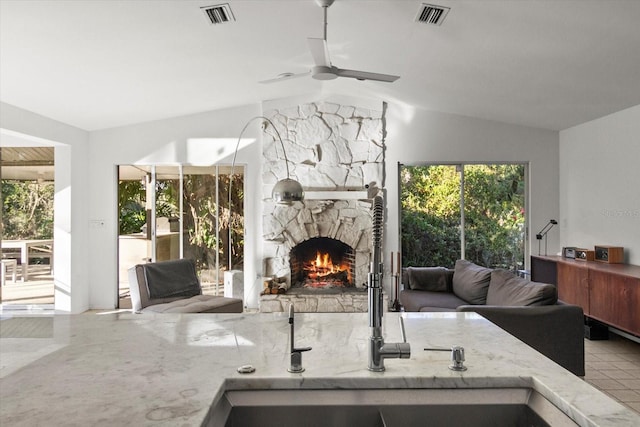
[334,68,400,83]
[307,38,331,67]
[259,71,311,84]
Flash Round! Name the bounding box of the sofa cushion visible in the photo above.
[143,258,201,299]
[452,260,492,304]
[406,267,451,292]
[400,289,466,312]
[142,295,243,313]
[486,269,557,306]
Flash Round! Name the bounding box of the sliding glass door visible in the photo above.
[180,165,244,294]
[400,163,526,270]
[117,164,243,307]
[1,147,55,307]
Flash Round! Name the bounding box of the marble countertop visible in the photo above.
[1,311,639,426]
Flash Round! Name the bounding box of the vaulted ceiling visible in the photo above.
[1,0,640,132]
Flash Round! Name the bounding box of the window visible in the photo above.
[399,163,526,270]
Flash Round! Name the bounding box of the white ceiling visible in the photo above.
[1,0,640,132]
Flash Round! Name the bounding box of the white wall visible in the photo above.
[559,104,640,265]
[1,102,90,313]
[88,104,264,309]
[384,105,559,283]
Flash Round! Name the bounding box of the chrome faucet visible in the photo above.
[288,303,312,373]
[368,196,410,371]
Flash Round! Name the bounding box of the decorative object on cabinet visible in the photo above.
[575,248,594,262]
[594,245,624,264]
[563,247,577,259]
[535,219,557,256]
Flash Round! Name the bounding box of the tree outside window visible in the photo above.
[400,164,525,270]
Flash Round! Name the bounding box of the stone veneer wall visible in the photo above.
[262,99,385,290]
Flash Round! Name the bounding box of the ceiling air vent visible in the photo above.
[201,3,235,25]
[415,3,450,26]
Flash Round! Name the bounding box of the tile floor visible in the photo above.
[583,332,640,414]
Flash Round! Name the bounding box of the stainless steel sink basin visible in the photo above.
[204,388,578,427]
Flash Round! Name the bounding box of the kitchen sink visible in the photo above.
[204,388,578,427]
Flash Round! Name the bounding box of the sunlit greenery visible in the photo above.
[118,172,244,271]
[2,180,54,240]
[180,173,244,270]
[118,180,146,235]
[401,165,525,270]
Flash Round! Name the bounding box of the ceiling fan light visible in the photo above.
[272,178,305,205]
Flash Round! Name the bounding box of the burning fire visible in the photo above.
[303,251,351,285]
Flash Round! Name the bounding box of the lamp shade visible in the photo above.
[272,178,305,205]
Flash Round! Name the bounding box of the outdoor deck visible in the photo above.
[1,265,54,306]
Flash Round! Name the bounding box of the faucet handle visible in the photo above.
[288,347,312,373]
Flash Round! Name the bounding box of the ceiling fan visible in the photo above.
[260,0,400,84]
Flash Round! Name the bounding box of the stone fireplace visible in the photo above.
[260,97,386,312]
[264,198,374,291]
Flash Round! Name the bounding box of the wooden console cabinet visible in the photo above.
[531,255,640,337]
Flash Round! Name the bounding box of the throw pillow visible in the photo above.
[407,267,450,292]
[452,259,492,304]
[487,269,558,306]
[144,258,202,299]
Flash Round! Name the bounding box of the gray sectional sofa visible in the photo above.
[399,259,585,376]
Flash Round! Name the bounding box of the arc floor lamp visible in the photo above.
[227,116,305,270]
